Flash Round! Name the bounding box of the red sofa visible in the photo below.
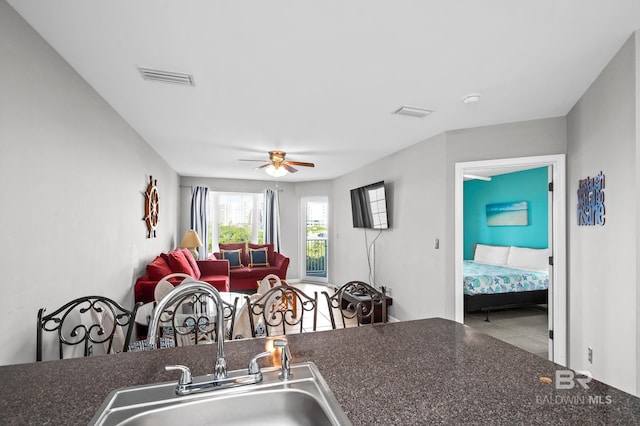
[134,248,230,304]
[212,243,290,292]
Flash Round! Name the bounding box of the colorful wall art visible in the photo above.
[577,171,605,226]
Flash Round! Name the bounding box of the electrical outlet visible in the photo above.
[434,238,440,249]
[385,286,392,296]
[588,347,593,364]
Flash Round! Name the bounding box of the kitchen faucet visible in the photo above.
[147,281,227,379]
[147,281,271,395]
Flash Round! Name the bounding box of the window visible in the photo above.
[208,192,264,254]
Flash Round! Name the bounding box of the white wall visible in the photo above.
[567,34,637,395]
[0,2,179,365]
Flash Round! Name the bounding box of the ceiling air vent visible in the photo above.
[138,67,195,86]
[393,105,433,118]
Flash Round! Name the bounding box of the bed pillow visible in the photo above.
[507,246,549,271]
[473,244,510,266]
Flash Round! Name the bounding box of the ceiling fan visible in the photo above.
[239,150,315,176]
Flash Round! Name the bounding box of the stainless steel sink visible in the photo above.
[90,362,351,426]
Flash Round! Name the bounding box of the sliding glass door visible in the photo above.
[301,197,328,282]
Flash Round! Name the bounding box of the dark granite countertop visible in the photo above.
[1,318,639,425]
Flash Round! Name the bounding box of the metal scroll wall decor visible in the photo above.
[577,171,605,226]
[144,176,159,237]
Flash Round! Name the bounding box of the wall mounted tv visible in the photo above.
[350,181,389,229]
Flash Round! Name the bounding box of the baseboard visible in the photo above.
[387,315,400,323]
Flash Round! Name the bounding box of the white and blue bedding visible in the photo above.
[463,260,548,296]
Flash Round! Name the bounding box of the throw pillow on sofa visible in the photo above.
[180,248,201,279]
[167,249,196,277]
[221,248,244,268]
[248,247,269,267]
[248,243,275,265]
[146,256,173,281]
[219,242,247,265]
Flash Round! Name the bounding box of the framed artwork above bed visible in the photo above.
[486,201,528,226]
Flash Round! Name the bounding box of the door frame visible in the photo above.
[454,154,566,366]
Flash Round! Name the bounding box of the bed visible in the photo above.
[464,244,549,320]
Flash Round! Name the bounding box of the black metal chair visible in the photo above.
[154,290,239,346]
[36,296,141,361]
[244,286,318,337]
[322,281,387,328]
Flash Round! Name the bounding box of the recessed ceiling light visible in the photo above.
[393,105,433,118]
[462,93,481,104]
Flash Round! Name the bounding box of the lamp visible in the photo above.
[180,230,203,260]
[265,164,288,177]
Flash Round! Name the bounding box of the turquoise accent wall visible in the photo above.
[463,167,548,259]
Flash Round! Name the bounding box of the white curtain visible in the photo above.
[190,186,209,260]
[264,189,281,252]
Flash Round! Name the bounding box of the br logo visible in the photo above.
[555,370,592,390]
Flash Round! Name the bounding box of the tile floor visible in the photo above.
[464,305,549,359]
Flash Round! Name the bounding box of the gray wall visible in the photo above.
[444,118,568,319]
[636,30,640,402]
[331,118,567,321]
[0,1,179,365]
[567,34,637,394]
[331,133,448,320]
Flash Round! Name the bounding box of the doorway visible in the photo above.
[454,154,566,366]
[301,197,329,283]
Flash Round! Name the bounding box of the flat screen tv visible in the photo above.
[350,181,389,229]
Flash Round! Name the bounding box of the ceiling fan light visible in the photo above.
[265,164,288,177]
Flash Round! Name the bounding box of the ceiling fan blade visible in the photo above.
[239,159,267,162]
[282,163,298,173]
[286,161,315,168]
[254,163,271,170]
